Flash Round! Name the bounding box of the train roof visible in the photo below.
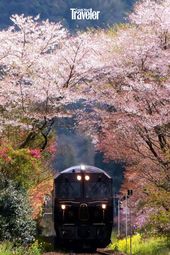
[54,165,111,179]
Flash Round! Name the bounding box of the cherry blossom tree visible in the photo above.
[0,0,169,195]
[0,0,169,234]
[0,15,112,148]
[76,0,170,234]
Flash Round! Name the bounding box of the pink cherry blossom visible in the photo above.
[29,148,41,159]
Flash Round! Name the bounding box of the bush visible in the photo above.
[0,241,42,255]
[0,176,36,244]
[0,144,42,189]
[110,233,170,255]
[146,209,170,237]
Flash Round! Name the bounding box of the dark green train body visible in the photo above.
[53,165,113,250]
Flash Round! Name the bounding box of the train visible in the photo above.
[53,165,113,250]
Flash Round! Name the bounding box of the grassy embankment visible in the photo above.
[0,241,42,255]
[1,234,170,255]
[110,233,170,255]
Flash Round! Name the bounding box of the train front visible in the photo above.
[53,165,113,249]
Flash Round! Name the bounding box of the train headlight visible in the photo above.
[101,204,107,210]
[85,175,90,181]
[77,175,82,181]
[80,164,86,170]
[61,204,66,210]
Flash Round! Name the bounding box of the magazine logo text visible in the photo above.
[70,8,100,20]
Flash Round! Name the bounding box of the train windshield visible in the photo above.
[56,180,81,199]
[85,181,111,199]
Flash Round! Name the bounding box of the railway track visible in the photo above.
[43,250,126,255]
[97,249,126,255]
[41,236,127,255]
[41,236,126,255]
[97,249,114,254]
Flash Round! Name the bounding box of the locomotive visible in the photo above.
[53,165,113,250]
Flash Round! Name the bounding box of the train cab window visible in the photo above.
[85,180,111,199]
[56,179,81,199]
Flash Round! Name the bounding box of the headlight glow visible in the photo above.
[61,204,66,210]
[85,175,90,181]
[77,175,82,181]
[80,164,86,170]
[102,204,107,209]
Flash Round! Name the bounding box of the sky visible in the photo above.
[0,0,137,30]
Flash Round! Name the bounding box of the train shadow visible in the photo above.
[39,235,97,253]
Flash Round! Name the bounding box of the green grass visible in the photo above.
[0,241,42,255]
[110,233,170,255]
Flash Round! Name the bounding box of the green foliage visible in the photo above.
[146,210,170,237]
[140,185,170,237]
[110,234,170,255]
[0,144,42,189]
[0,141,53,241]
[0,241,42,255]
[0,176,36,244]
